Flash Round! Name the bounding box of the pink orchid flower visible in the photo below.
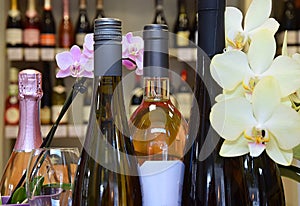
[122,32,144,74]
[56,45,93,78]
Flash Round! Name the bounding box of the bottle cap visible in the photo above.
[143,24,169,77]
[19,69,43,99]
[94,18,122,42]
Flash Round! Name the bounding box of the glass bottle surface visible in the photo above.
[72,18,143,206]
[129,24,188,206]
[182,1,251,205]
[0,69,43,196]
[59,0,74,48]
[75,0,91,47]
[128,74,143,116]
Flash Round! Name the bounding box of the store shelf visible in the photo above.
[4,124,87,139]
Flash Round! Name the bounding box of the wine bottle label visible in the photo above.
[41,106,51,125]
[52,105,68,124]
[7,47,23,61]
[5,107,19,124]
[41,48,55,61]
[40,34,56,46]
[23,28,40,46]
[24,48,39,61]
[76,33,86,46]
[6,28,22,45]
[140,160,185,206]
[176,31,190,47]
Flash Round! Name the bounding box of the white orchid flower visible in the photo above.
[210,77,300,166]
[225,0,279,50]
[211,29,300,99]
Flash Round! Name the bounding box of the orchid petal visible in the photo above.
[248,30,276,74]
[219,138,249,157]
[248,18,280,38]
[215,84,245,102]
[81,70,94,78]
[292,53,300,64]
[264,104,300,150]
[83,58,94,72]
[265,55,300,96]
[266,136,293,166]
[56,68,71,78]
[122,60,136,70]
[210,97,256,141]
[282,31,288,56]
[135,68,143,76]
[244,0,272,32]
[210,50,251,90]
[248,142,265,157]
[83,33,94,51]
[225,7,243,36]
[56,52,73,70]
[70,45,82,61]
[252,77,281,123]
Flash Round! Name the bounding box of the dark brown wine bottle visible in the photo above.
[182,1,250,205]
[152,0,168,25]
[72,18,143,205]
[75,0,91,47]
[6,0,23,60]
[40,0,56,61]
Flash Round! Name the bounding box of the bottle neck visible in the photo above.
[144,77,169,102]
[15,97,42,151]
[97,0,103,9]
[26,0,37,17]
[178,0,187,13]
[44,0,52,10]
[10,0,18,11]
[63,0,70,19]
[155,0,163,10]
[79,0,87,9]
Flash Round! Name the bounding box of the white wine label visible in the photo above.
[7,48,23,61]
[140,160,185,206]
[41,48,55,61]
[24,48,39,61]
[177,31,190,47]
[6,28,22,45]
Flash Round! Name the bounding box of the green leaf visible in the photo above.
[11,186,27,204]
[43,183,73,190]
[293,144,300,160]
[279,164,300,183]
[29,176,45,196]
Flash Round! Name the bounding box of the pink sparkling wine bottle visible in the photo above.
[0,69,43,196]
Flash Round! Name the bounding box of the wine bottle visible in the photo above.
[82,79,93,124]
[75,0,91,47]
[0,69,43,195]
[152,0,168,25]
[182,1,250,205]
[40,62,52,125]
[51,75,67,124]
[277,0,298,54]
[173,0,190,47]
[40,0,56,61]
[72,18,143,205]
[91,0,105,30]
[128,74,143,116]
[175,69,192,121]
[6,0,23,61]
[59,0,74,49]
[23,0,40,61]
[4,67,19,126]
[129,24,188,206]
[190,12,198,45]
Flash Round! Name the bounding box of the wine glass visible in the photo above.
[25,147,80,206]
